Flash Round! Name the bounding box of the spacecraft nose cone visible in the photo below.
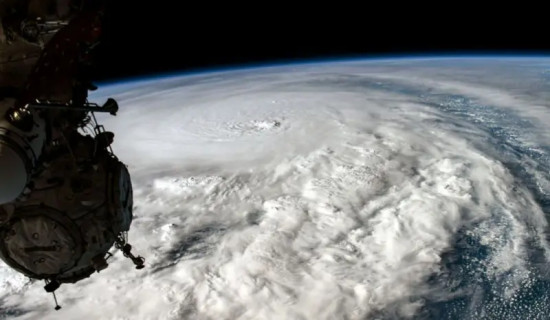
[0,144,28,204]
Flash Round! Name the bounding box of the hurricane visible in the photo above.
[2,57,550,320]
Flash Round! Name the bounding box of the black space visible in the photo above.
[91,3,549,81]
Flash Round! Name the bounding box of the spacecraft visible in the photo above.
[0,0,144,310]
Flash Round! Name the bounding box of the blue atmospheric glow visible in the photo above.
[96,53,550,87]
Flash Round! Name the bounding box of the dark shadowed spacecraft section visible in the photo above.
[0,0,144,310]
[0,132,137,282]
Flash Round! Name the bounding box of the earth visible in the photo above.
[1,57,550,320]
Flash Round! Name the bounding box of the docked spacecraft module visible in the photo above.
[0,0,144,310]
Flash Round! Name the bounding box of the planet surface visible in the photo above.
[2,57,550,319]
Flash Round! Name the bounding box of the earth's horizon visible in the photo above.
[2,56,550,319]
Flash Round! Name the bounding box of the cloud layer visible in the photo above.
[2,58,550,319]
